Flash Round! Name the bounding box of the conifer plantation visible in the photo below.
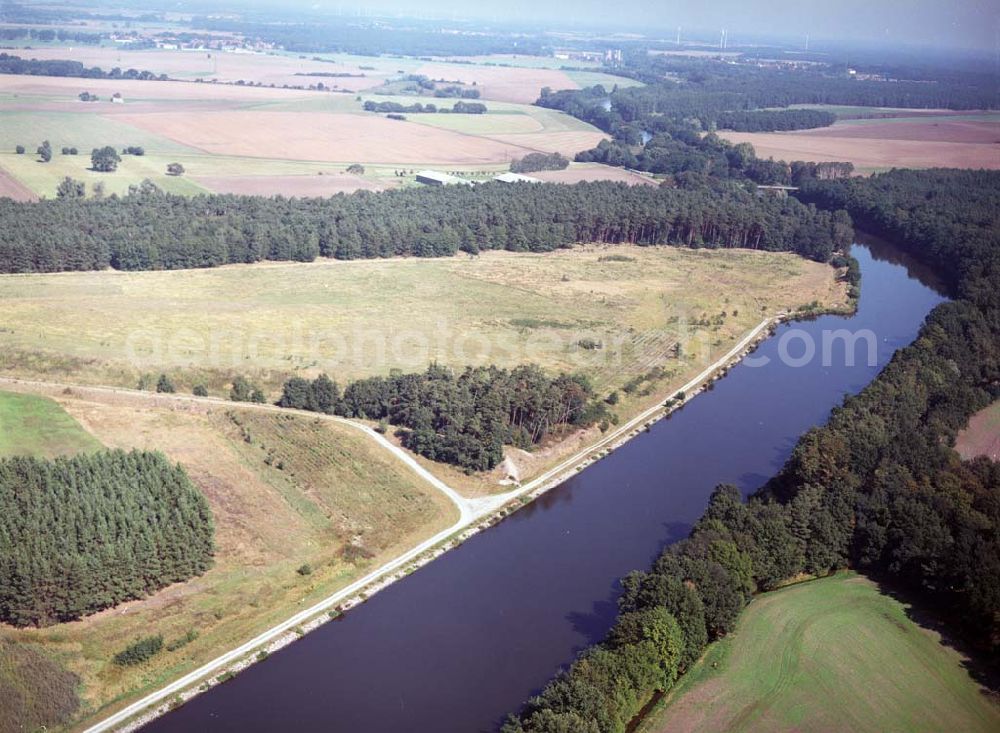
[0,180,851,274]
[0,450,214,627]
[278,364,607,471]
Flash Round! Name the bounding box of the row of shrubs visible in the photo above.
[139,373,265,403]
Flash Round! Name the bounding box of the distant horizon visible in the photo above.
[285,0,1000,53]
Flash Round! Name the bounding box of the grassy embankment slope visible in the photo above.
[641,572,1000,733]
[0,384,456,733]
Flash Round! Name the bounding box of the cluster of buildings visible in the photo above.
[415,170,541,186]
[552,48,623,66]
[107,31,275,54]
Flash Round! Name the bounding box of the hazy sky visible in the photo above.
[317,0,1000,52]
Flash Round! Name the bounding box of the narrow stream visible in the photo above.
[145,239,947,733]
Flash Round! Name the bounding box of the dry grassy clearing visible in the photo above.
[192,172,395,196]
[720,114,1000,171]
[0,382,456,732]
[531,163,656,185]
[0,246,845,395]
[955,399,1000,462]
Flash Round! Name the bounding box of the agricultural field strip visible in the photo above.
[2,315,774,732]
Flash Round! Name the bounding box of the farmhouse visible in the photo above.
[416,170,472,186]
[494,172,541,184]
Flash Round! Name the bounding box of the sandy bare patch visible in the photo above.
[532,164,656,185]
[487,130,608,157]
[414,62,578,103]
[720,128,1000,170]
[805,119,1000,144]
[0,163,37,201]
[955,400,1000,462]
[194,173,393,196]
[116,110,537,163]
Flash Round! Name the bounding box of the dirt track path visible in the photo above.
[0,315,778,733]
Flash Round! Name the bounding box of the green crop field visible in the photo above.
[0,109,207,196]
[0,390,102,458]
[0,110,195,155]
[564,70,644,89]
[408,110,544,134]
[645,572,1000,733]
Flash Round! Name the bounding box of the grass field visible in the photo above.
[955,398,1000,462]
[0,246,845,396]
[643,572,1000,733]
[0,383,456,733]
[0,390,102,458]
[563,70,644,89]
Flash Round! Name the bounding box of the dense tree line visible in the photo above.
[191,16,548,57]
[433,85,480,99]
[575,127,853,187]
[0,180,853,273]
[0,449,214,627]
[278,365,606,471]
[715,108,836,132]
[503,169,1000,731]
[657,56,1000,111]
[0,27,102,44]
[0,53,165,81]
[451,100,487,114]
[510,152,570,173]
[362,99,486,114]
[384,74,481,98]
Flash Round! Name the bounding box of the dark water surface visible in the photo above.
[146,241,946,733]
